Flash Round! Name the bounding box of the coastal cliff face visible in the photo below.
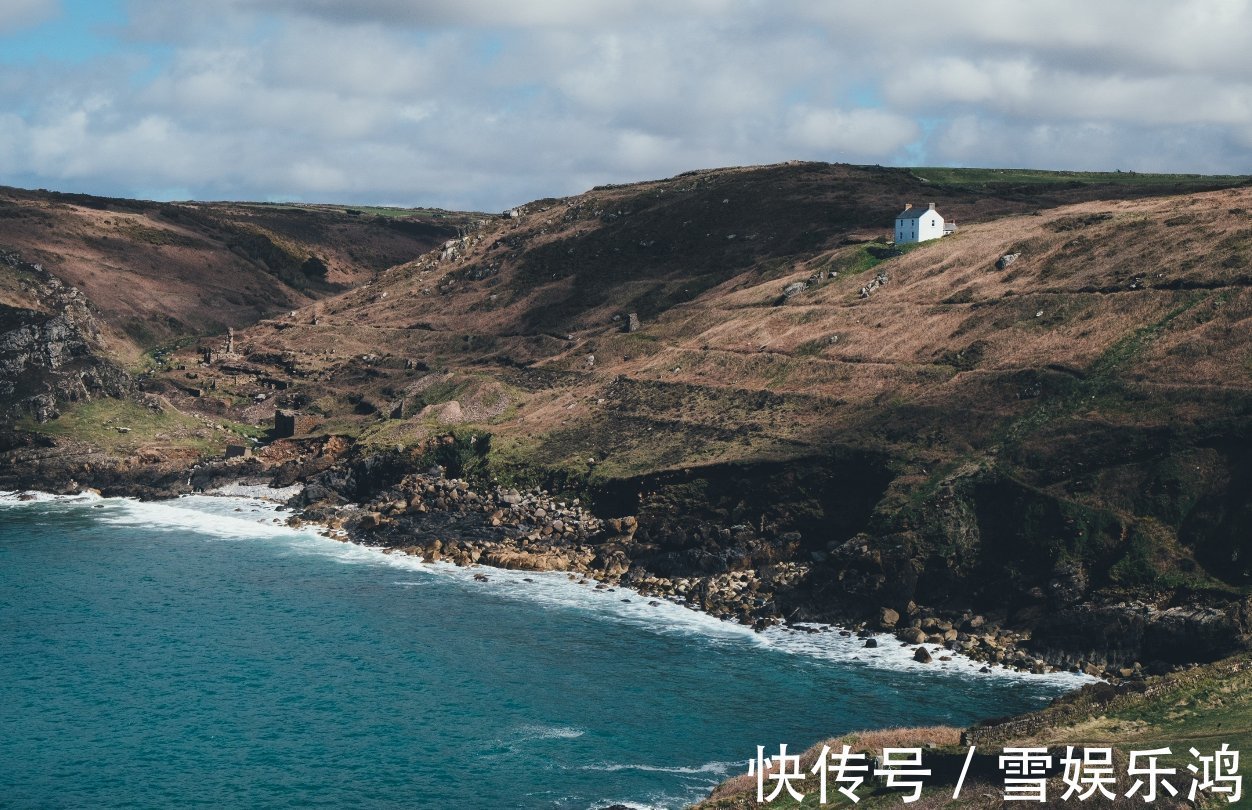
[810,452,1252,668]
[0,251,130,425]
[2,163,1250,673]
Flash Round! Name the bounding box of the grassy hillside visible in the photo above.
[207,161,1249,469]
[7,161,1251,670]
[0,185,479,354]
[0,185,481,429]
[912,166,1250,191]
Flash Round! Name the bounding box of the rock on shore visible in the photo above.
[290,470,1090,676]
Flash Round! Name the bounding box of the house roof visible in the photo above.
[897,205,941,220]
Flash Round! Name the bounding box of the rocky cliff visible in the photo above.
[0,250,130,425]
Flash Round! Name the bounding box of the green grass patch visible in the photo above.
[825,241,928,277]
[1000,293,1209,446]
[137,335,201,373]
[223,419,268,441]
[1106,518,1233,594]
[356,419,430,450]
[995,653,1252,798]
[911,166,1251,190]
[306,417,367,440]
[793,338,829,357]
[113,222,209,248]
[18,397,218,454]
[409,377,470,412]
[1089,294,1205,377]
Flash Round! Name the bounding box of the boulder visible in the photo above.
[913,647,933,664]
[897,628,927,645]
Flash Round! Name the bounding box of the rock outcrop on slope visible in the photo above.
[0,250,129,424]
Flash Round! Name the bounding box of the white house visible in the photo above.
[894,203,945,244]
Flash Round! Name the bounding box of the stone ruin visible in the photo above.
[273,409,318,438]
[859,270,889,299]
[224,443,252,460]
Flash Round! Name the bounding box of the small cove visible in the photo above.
[0,493,1089,808]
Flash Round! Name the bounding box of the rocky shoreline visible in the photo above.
[3,471,1075,683]
[5,433,1242,684]
[284,469,1095,680]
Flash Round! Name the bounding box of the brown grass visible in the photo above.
[129,168,1252,476]
[0,187,462,353]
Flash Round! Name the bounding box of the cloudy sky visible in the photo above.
[1,0,1249,210]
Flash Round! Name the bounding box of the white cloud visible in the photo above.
[0,0,56,34]
[929,114,1243,175]
[227,0,743,28]
[795,1,1252,78]
[885,57,1252,130]
[787,107,920,159]
[3,0,1249,209]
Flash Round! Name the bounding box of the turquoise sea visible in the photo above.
[0,493,1089,808]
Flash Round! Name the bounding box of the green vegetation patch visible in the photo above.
[1106,517,1231,593]
[912,167,1251,191]
[1089,294,1206,377]
[138,335,201,373]
[823,240,928,277]
[414,428,493,480]
[1048,212,1114,232]
[113,222,209,249]
[962,653,1252,801]
[18,397,221,454]
[997,293,1209,447]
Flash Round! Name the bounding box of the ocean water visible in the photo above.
[0,493,1090,809]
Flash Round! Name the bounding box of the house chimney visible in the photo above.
[928,203,936,210]
[903,203,912,210]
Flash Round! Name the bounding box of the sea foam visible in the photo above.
[2,490,1095,688]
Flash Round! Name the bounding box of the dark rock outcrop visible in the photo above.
[0,251,130,422]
